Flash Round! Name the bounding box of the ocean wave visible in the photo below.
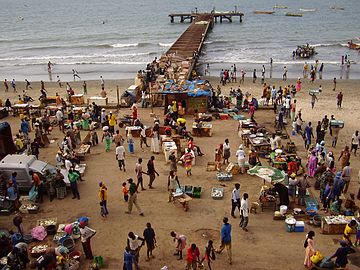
[110,43,139,48]
[310,43,348,48]
[0,52,156,62]
[158,42,173,47]
[205,58,341,65]
[12,61,148,66]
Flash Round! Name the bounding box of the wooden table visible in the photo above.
[320,216,356,234]
[75,144,91,161]
[173,193,192,211]
[192,123,212,137]
[249,137,270,154]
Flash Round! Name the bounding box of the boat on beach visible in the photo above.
[285,12,303,17]
[254,11,275,14]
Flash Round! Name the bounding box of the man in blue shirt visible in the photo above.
[216,217,232,264]
[304,122,314,150]
[20,119,29,139]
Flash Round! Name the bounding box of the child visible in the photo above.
[100,201,107,218]
[200,240,215,270]
[122,182,129,202]
[355,219,360,247]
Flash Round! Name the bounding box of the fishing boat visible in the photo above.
[294,45,316,58]
[347,41,360,50]
[273,5,288,9]
[285,12,303,17]
[254,11,275,14]
[330,6,345,10]
[299,8,317,12]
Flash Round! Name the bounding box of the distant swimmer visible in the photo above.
[47,61,53,72]
[72,69,81,81]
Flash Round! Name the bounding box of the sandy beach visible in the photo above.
[0,76,359,270]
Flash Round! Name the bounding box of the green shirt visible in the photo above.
[129,183,137,195]
[68,171,79,183]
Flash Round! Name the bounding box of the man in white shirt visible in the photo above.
[56,109,64,131]
[127,232,145,269]
[100,108,107,127]
[240,193,249,231]
[351,130,359,156]
[231,183,241,218]
[64,158,72,172]
[115,142,126,171]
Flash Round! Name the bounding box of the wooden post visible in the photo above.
[116,85,120,107]
[240,15,243,23]
[220,16,223,23]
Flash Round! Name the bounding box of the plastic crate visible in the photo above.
[216,172,233,181]
[285,224,295,232]
[192,187,202,198]
[211,187,224,200]
[295,221,305,232]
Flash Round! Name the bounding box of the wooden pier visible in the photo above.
[169,12,244,23]
[155,11,243,81]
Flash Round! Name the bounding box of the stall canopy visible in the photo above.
[247,165,286,184]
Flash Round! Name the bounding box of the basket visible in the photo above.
[69,251,82,261]
[56,187,67,199]
[62,238,75,252]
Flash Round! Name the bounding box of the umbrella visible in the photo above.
[247,165,286,184]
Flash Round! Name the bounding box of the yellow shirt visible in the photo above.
[177,118,186,125]
[15,138,23,150]
[108,115,116,126]
[343,224,353,241]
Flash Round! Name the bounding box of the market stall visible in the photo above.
[320,215,357,234]
[192,122,212,137]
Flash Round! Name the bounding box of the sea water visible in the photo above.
[0,0,359,81]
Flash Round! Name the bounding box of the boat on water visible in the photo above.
[285,12,303,17]
[294,45,316,58]
[330,6,345,10]
[348,41,360,50]
[254,11,275,14]
[299,8,317,12]
[273,5,288,9]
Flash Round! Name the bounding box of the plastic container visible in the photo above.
[12,233,23,245]
[62,238,75,252]
[279,205,287,215]
[295,221,305,232]
[192,187,202,198]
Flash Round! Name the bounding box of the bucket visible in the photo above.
[279,205,287,215]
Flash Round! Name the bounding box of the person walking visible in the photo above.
[4,79,9,92]
[143,222,156,261]
[223,139,230,164]
[25,79,32,90]
[83,81,87,95]
[337,92,343,109]
[11,79,16,92]
[135,158,146,191]
[147,156,159,189]
[304,231,315,268]
[30,170,43,203]
[230,183,241,218]
[341,162,352,194]
[140,124,149,149]
[125,178,144,216]
[351,130,359,156]
[127,232,145,270]
[239,193,249,231]
[186,243,200,270]
[68,169,80,200]
[99,182,109,215]
[115,142,126,171]
[100,76,105,89]
[215,217,232,265]
[200,240,215,270]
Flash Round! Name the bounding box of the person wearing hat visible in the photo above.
[107,111,117,134]
[101,126,112,152]
[125,178,144,216]
[100,108,107,127]
[79,222,96,260]
[235,145,246,174]
[288,173,299,203]
[99,182,109,215]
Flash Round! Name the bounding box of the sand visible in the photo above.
[0,77,359,270]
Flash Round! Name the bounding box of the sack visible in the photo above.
[311,251,324,265]
[210,249,216,260]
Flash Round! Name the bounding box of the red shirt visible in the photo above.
[32,173,41,186]
[187,247,200,262]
